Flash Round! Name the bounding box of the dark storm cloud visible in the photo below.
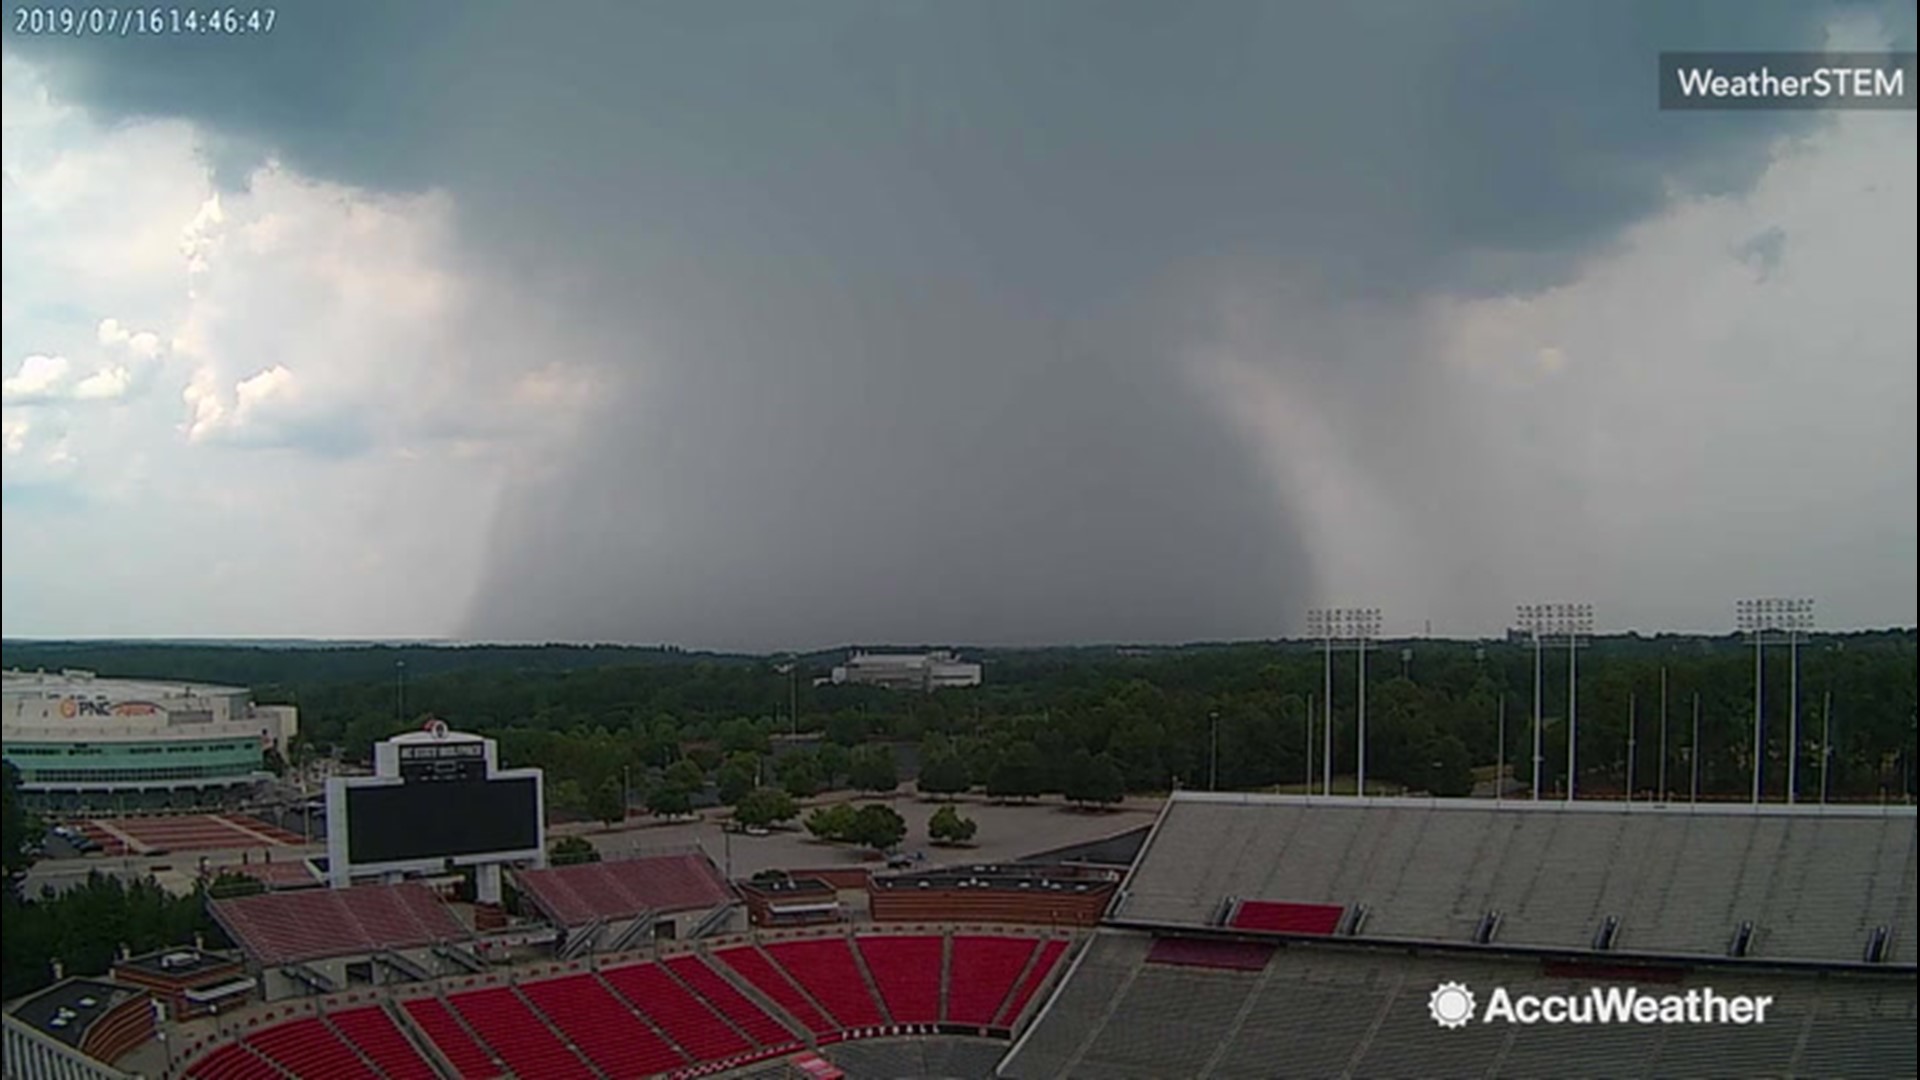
[8,1,1904,647]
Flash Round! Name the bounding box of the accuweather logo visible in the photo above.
[1428,982,1776,1027]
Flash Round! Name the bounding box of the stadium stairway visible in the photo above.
[326,1003,440,1080]
[761,939,888,1032]
[185,1040,286,1080]
[946,935,1038,1029]
[847,937,898,1026]
[663,952,802,1053]
[603,963,758,1064]
[996,938,1069,1029]
[520,973,687,1078]
[247,1016,380,1080]
[446,985,601,1079]
[939,935,954,1023]
[712,944,839,1038]
[857,935,942,1027]
[400,995,508,1078]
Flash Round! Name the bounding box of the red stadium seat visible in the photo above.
[946,936,1037,1026]
[856,935,943,1024]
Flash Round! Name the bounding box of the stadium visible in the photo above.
[1,670,298,814]
[4,724,1916,1079]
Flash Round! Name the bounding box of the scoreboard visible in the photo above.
[398,740,487,782]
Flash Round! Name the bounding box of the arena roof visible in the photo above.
[2,668,247,700]
[1000,929,1918,1079]
[209,882,470,965]
[513,851,735,928]
[1114,794,1917,968]
[3,979,143,1050]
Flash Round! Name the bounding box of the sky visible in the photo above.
[2,1,1914,650]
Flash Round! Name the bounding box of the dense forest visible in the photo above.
[7,633,1915,806]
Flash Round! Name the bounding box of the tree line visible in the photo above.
[8,633,1916,808]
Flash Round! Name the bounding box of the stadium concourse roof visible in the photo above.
[209,882,470,965]
[1114,793,1917,969]
[512,850,735,928]
[1000,930,1917,1079]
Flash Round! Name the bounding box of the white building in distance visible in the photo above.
[830,650,983,692]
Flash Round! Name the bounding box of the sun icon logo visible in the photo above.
[1428,982,1476,1029]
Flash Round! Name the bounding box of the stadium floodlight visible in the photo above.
[1307,607,1383,796]
[1515,602,1594,801]
[1735,598,1816,805]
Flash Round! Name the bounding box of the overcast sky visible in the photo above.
[2,2,1914,649]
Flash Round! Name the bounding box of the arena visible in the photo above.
[1,669,298,814]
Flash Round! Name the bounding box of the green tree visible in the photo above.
[2,762,41,896]
[719,717,771,755]
[207,872,267,899]
[646,783,693,818]
[826,713,867,747]
[590,777,627,825]
[848,804,907,851]
[917,752,971,799]
[549,835,601,866]
[848,745,899,794]
[716,760,757,806]
[685,745,723,773]
[987,742,1044,802]
[816,743,852,788]
[664,758,706,793]
[928,804,977,845]
[804,803,857,842]
[735,787,799,829]
[1075,754,1127,807]
[780,755,824,798]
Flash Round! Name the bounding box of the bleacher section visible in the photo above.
[446,986,597,1080]
[714,944,838,1036]
[515,851,735,928]
[400,996,504,1078]
[603,962,757,1062]
[521,974,689,1077]
[664,953,801,1051]
[857,935,944,1025]
[328,1006,439,1080]
[182,931,1072,1080]
[1001,930,1920,1079]
[763,939,886,1029]
[248,1017,379,1080]
[996,939,1068,1027]
[1117,794,1919,966]
[946,936,1036,1027]
[210,883,470,965]
[1228,899,1345,935]
[186,1041,278,1080]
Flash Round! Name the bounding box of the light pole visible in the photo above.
[775,662,799,737]
[1307,607,1382,796]
[1496,692,1505,802]
[1735,598,1815,804]
[1658,666,1668,801]
[1304,692,1315,795]
[1310,611,1334,796]
[1820,690,1833,804]
[1626,692,1637,803]
[1209,710,1220,792]
[1515,603,1592,801]
[1690,692,1701,803]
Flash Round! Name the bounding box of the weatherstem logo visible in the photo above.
[1428,982,1776,1027]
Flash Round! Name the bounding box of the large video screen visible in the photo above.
[345,777,540,865]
